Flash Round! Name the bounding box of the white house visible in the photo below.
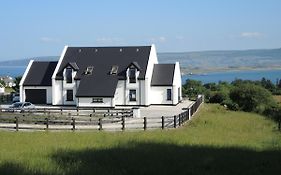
[20,45,182,107]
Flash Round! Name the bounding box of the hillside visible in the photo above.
[1,48,281,74]
[159,48,281,73]
[0,104,280,175]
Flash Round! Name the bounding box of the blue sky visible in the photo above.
[0,0,281,60]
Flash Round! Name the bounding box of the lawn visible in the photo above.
[0,104,281,175]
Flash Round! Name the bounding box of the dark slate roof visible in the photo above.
[151,64,175,86]
[55,46,151,97]
[67,62,79,71]
[23,61,58,86]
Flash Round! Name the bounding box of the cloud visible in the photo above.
[40,37,60,43]
[95,37,124,45]
[175,36,184,40]
[149,36,167,43]
[240,32,263,39]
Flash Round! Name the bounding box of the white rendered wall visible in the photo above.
[172,62,182,104]
[78,97,114,107]
[145,44,159,106]
[22,86,52,104]
[51,46,68,105]
[114,80,125,105]
[19,60,34,102]
[150,86,174,105]
[61,69,78,105]
[0,87,4,94]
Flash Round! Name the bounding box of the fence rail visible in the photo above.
[0,95,204,131]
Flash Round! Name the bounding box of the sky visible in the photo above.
[0,0,281,61]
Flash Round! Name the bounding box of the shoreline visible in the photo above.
[181,67,281,75]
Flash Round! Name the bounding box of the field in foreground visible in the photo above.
[0,104,281,175]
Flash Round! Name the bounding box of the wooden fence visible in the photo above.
[0,95,204,131]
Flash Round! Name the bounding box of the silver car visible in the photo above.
[9,102,35,111]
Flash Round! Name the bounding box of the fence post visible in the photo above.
[99,118,103,130]
[76,108,79,116]
[46,117,49,130]
[144,117,147,130]
[60,108,63,115]
[178,114,181,126]
[122,116,125,131]
[72,117,76,131]
[15,116,18,131]
[174,115,177,128]
[161,116,164,130]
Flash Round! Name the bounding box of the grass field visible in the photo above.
[273,95,281,105]
[0,104,281,175]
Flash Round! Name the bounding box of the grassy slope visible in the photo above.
[0,104,281,175]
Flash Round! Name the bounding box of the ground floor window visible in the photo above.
[66,90,73,101]
[167,89,172,101]
[129,89,136,101]
[92,97,103,103]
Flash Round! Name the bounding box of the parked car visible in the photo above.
[12,94,20,103]
[9,102,35,112]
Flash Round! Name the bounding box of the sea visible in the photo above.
[1,66,281,84]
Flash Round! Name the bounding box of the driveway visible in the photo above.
[139,100,194,118]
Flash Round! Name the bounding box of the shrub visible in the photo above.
[209,91,228,104]
[263,106,281,131]
[229,83,276,112]
[222,99,239,111]
[182,79,206,100]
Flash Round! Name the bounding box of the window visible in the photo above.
[129,68,136,83]
[129,90,136,101]
[65,68,72,83]
[167,89,172,101]
[110,65,119,75]
[66,90,73,101]
[84,66,94,75]
[92,98,103,103]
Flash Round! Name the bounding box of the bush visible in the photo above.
[182,79,206,100]
[229,83,276,112]
[209,91,228,104]
[222,99,239,111]
[263,106,281,131]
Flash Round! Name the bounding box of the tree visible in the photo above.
[12,76,22,92]
[260,77,276,92]
[264,106,281,131]
[229,83,275,112]
[0,79,4,87]
[182,79,206,100]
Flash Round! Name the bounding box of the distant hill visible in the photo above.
[158,48,281,73]
[0,56,59,66]
[1,48,281,74]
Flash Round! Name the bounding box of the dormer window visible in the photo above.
[84,66,94,75]
[129,67,136,83]
[65,68,72,83]
[110,65,118,75]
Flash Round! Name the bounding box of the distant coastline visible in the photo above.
[182,66,281,75]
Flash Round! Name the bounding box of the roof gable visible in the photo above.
[151,64,175,86]
[23,61,58,86]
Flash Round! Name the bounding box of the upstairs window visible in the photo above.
[129,89,136,101]
[129,68,136,83]
[66,90,73,101]
[167,89,172,101]
[65,68,72,83]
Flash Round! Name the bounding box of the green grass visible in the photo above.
[0,104,281,175]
